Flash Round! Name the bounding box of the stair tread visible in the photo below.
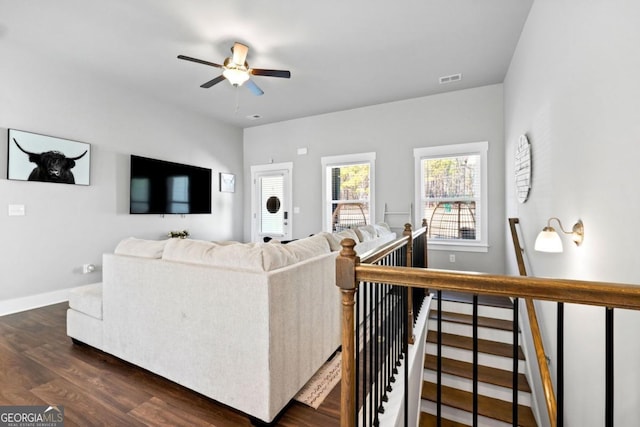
[430,310,515,331]
[427,331,525,360]
[422,382,537,427]
[434,291,513,309]
[420,413,470,427]
[424,354,531,392]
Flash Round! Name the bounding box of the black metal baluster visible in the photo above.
[374,283,380,426]
[381,258,388,411]
[606,307,614,427]
[473,294,478,427]
[513,298,519,426]
[369,282,375,425]
[437,290,442,427]
[361,283,367,427]
[383,282,388,410]
[382,283,389,409]
[557,302,564,427]
[388,283,392,395]
[398,284,403,369]
[393,286,403,375]
[403,285,409,425]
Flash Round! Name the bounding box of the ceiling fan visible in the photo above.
[177,42,291,96]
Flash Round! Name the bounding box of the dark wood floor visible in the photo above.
[0,303,340,426]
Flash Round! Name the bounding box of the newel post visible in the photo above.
[336,238,359,427]
[403,224,415,345]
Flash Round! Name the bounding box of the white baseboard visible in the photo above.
[0,288,72,317]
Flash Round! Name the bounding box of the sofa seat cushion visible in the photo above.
[68,282,103,320]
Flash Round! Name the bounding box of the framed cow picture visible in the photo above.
[7,129,91,185]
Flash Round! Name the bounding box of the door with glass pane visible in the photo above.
[251,163,292,242]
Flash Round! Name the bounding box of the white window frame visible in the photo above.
[321,152,376,232]
[414,142,488,252]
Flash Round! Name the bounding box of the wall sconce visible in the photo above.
[534,217,585,253]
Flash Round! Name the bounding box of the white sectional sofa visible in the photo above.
[66,224,396,423]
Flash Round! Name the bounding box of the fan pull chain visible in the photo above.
[234,87,240,114]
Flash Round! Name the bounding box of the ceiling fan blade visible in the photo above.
[250,68,291,79]
[245,79,264,96]
[200,75,226,88]
[232,42,249,65]
[177,55,223,68]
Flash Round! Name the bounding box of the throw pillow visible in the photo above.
[114,237,169,259]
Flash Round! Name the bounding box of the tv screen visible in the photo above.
[129,155,212,214]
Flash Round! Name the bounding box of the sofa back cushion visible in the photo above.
[162,239,267,271]
[114,237,169,258]
[160,233,331,272]
[355,224,378,242]
[319,229,360,251]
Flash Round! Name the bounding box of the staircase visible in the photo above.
[419,292,537,427]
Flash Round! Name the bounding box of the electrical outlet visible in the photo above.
[449,254,456,263]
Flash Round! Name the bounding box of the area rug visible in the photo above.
[294,352,341,409]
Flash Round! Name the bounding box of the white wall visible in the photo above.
[504,1,640,425]
[244,84,506,273]
[0,41,243,309]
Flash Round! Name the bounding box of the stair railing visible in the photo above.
[336,241,640,427]
[337,223,428,427]
[509,218,557,427]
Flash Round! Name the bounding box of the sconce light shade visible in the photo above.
[535,226,564,253]
[535,218,584,253]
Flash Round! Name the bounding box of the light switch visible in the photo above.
[8,204,25,216]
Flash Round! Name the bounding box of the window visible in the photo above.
[167,176,190,214]
[321,153,375,232]
[414,142,488,252]
[130,177,150,213]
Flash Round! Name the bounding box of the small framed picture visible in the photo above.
[8,129,91,185]
[219,172,235,193]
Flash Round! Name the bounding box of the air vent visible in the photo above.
[439,73,463,84]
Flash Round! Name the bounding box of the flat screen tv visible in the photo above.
[129,155,212,214]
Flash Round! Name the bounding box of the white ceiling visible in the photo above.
[1,0,533,128]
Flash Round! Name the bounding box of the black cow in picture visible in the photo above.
[13,138,88,184]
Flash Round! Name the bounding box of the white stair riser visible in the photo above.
[421,400,514,427]
[422,370,532,406]
[429,319,515,344]
[425,343,525,372]
[431,300,514,321]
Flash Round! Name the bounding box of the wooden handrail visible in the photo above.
[350,265,640,310]
[509,217,557,427]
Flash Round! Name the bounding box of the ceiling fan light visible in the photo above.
[222,68,250,86]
